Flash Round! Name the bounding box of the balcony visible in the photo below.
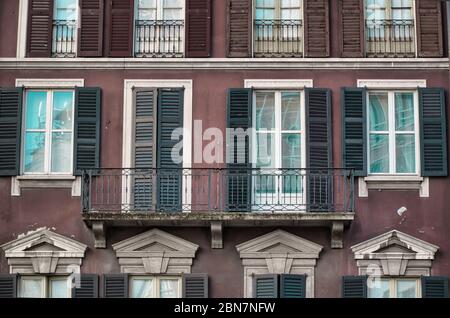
[365,19,416,58]
[253,19,303,58]
[52,19,77,58]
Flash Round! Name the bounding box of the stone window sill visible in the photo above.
[358,176,429,198]
[11,175,81,197]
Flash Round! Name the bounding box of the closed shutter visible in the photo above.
[0,274,18,298]
[339,0,364,57]
[157,88,184,212]
[182,274,208,298]
[419,88,447,177]
[280,274,306,298]
[78,0,104,57]
[0,88,23,176]
[186,0,212,57]
[104,274,129,298]
[227,0,252,57]
[304,0,330,57]
[416,0,443,58]
[342,276,367,298]
[306,88,332,211]
[106,0,134,57]
[72,274,99,298]
[422,276,449,298]
[226,88,252,212]
[27,0,54,57]
[253,275,278,298]
[342,88,367,177]
[74,87,101,176]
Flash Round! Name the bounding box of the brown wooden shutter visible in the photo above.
[27,0,54,57]
[416,0,443,57]
[78,0,104,57]
[186,0,212,57]
[227,0,252,57]
[106,0,134,57]
[304,0,330,57]
[339,0,364,57]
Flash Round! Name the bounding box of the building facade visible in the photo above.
[0,0,449,298]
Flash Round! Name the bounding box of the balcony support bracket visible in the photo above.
[211,221,223,249]
[92,221,106,249]
[331,221,344,249]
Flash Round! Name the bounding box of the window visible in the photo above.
[129,276,181,298]
[368,278,420,298]
[19,276,70,298]
[52,0,78,57]
[367,90,419,175]
[22,90,75,175]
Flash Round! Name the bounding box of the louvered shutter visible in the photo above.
[306,88,332,211]
[304,0,330,57]
[186,0,211,57]
[104,274,129,298]
[72,274,99,298]
[27,0,54,57]
[254,275,278,298]
[183,274,208,298]
[157,88,184,212]
[342,276,367,298]
[107,0,134,57]
[227,0,252,57]
[416,0,443,58]
[342,88,367,177]
[419,88,448,177]
[78,0,104,57]
[0,88,23,176]
[74,87,101,176]
[280,274,306,298]
[422,276,449,298]
[339,0,364,57]
[0,274,18,298]
[226,88,252,212]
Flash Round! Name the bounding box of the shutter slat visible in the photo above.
[78,0,104,57]
[227,0,252,57]
[254,275,278,298]
[107,0,133,57]
[339,0,364,57]
[0,274,18,298]
[183,274,208,298]
[186,0,211,57]
[342,276,367,298]
[304,0,329,57]
[416,0,443,57]
[27,0,53,57]
[422,276,449,298]
[280,274,306,298]
[104,274,128,298]
[72,274,99,298]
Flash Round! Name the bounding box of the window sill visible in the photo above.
[11,176,81,197]
[358,176,429,198]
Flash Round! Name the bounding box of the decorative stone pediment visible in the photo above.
[1,228,87,274]
[112,229,199,275]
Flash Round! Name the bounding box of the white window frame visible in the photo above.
[52,0,79,57]
[367,277,421,298]
[19,276,71,298]
[129,275,182,298]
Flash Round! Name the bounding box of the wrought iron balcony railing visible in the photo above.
[52,19,77,57]
[253,19,303,58]
[134,20,184,58]
[365,19,416,57]
[81,168,354,214]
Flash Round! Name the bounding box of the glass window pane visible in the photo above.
[396,134,415,173]
[51,132,72,173]
[55,0,77,20]
[26,91,47,129]
[281,92,301,130]
[256,133,275,168]
[395,93,414,131]
[24,132,46,173]
[282,133,302,194]
[255,92,275,130]
[53,91,74,130]
[49,278,69,298]
[369,92,389,131]
[370,134,389,173]
[131,278,154,298]
[368,279,390,298]
[20,278,44,298]
[163,8,182,20]
[160,279,179,298]
[397,280,417,298]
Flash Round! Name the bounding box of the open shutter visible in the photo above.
[186,0,212,57]
[74,87,101,176]
[78,0,104,57]
[342,88,367,177]
[253,275,278,298]
[416,0,443,58]
[27,0,54,57]
[422,276,449,298]
[106,0,134,57]
[342,276,367,298]
[104,274,128,298]
[304,0,330,57]
[157,88,184,212]
[0,274,18,298]
[227,0,252,57]
[339,0,364,57]
[419,88,447,177]
[0,88,23,176]
[183,274,208,298]
[280,274,306,298]
[72,274,99,298]
[226,88,252,212]
[306,88,332,211]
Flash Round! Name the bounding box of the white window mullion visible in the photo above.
[44,91,52,174]
[388,91,396,174]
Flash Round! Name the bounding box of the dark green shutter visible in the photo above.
[422,276,449,298]
[182,274,208,298]
[0,274,18,298]
[72,274,99,298]
[419,88,448,177]
[157,88,184,212]
[280,274,306,298]
[226,88,252,212]
[342,88,367,176]
[74,87,101,176]
[103,274,128,298]
[253,274,278,298]
[342,276,367,298]
[0,88,23,176]
[306,88,332,211]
